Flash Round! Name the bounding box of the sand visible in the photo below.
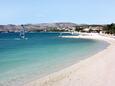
[24,33,115,86]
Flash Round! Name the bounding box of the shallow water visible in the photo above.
[0,32,109,86]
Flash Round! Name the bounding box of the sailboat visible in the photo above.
[58,32,63,37]
[19,25,27,40]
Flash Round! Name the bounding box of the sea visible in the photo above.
[0,32,109,86]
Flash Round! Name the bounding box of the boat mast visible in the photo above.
[20,25,26,39]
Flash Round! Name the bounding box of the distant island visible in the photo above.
[0,22,115,35]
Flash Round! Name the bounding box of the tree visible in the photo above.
[104,23,115,34]
[75,26,83,32]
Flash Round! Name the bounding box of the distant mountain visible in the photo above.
[0,22,77,32]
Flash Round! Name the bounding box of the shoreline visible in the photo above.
[24,34,115,86]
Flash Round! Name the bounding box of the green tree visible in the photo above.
[104,23,115,34]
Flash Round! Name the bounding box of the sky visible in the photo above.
[0,0,115,24]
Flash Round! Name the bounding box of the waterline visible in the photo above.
[0,32,109,86]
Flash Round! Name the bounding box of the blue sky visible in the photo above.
[0,0,115,24]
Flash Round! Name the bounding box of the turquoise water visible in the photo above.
[0,32,109,86]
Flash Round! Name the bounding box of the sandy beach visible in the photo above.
[24,33,115,86]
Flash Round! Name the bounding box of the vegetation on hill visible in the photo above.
[104,23,115,34]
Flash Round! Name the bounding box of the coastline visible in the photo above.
[24,34,115,86]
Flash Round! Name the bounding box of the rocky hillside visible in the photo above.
[0,22,77,32]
